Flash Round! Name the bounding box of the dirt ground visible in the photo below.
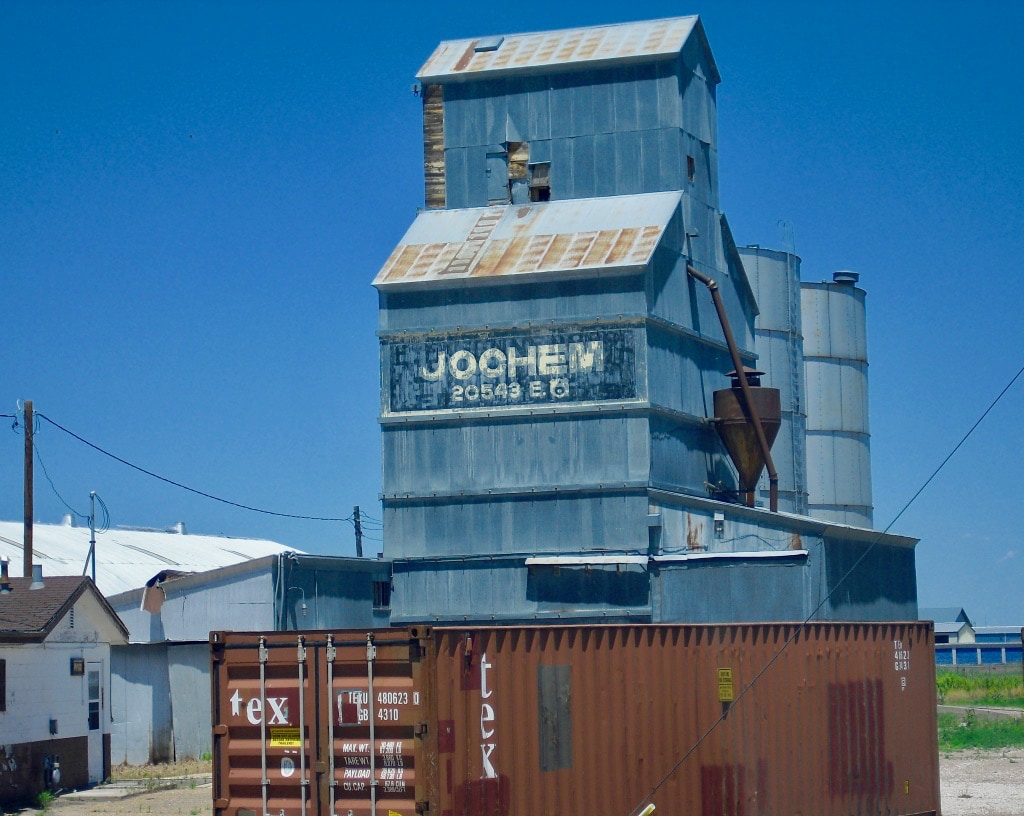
[6,749,1021,815]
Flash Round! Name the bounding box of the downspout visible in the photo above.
[687,263,779,512]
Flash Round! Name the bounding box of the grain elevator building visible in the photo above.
[373,17,917,625]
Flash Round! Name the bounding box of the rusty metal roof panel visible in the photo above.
[373,192,681,290]
[419,17,703,82]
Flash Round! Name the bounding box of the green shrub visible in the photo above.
[938,712,1024,751]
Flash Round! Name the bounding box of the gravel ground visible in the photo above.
[4,749,1020,815]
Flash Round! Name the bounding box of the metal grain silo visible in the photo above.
[737,246,807,514]
[801,271,873,527]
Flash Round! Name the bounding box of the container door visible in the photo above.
[212,630,426,816]
[211,635,319,816]
[327,632,424,816]
[86,661,103,783]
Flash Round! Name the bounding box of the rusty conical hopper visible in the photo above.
[713,369,781,504]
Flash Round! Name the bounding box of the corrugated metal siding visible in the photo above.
[738,246,808,514]
[430,622,937,816]
[378,274,647,334]
[382,415,651,495]
[384,492,650,559]
[168,644,211,761]
[391,560,651,624]
[821,540,917,621]
[110,644,173,765]
[211,623,938,816]
[422,83,445,208]
[802,280,873,527]
[156,570,277,642]
[418,17,703,81]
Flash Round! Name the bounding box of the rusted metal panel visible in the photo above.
[372,192,680,290]
[421,84,445,209]
[418,17,703,82]
[212,623,939,816]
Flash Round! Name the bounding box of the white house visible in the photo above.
[0,562,128,806]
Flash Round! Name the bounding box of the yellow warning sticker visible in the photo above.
[717,668,734,702]
[389,811,404,816]
[270,727,301,747]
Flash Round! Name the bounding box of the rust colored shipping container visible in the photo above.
[210,622,939,816]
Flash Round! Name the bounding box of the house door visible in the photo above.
[86,662,103,783]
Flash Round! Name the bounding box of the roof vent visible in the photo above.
[833,270,859,285]
[474,36,504,52]
[62,513,76,527]
[30,563,45,590]
[1,558,11,594]
[170,521,187,535]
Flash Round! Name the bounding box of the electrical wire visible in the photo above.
[33,441,87,521]
[627,361,1024,816]
[36,412,357,524]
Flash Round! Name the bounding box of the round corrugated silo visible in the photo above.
[800,271,873,527]
[737,246,808,514]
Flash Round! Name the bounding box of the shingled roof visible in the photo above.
[0,575,128,643]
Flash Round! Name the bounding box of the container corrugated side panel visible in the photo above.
[430,622,938,816]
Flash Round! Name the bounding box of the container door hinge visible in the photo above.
[213,724,228,736]
[415,800,430,814]
[414,722,429,739]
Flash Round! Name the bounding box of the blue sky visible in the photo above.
[3,1,1022,623]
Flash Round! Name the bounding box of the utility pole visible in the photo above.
[23,400,33,578]
[87,491,97,583]
[353,505,363,558]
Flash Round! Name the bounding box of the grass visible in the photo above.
[938,712,1024,751]
[936,668,1024,708]
[110,758,212,782]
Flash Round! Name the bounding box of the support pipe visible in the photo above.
[687,264,779,512]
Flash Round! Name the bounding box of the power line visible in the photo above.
[628,361,1024,816]
[35,412,356,524]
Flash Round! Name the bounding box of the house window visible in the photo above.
[529,162,551,202]
[373,580,392,609]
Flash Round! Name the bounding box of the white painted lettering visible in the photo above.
[230,689,243,717]
[569,341,604,373]
[506,345,537,377]
[449,350,478,380]
[537,344,567,376]
[420,352,446,381]
[481,743,497,779]
[246,697,262,725]
[479,348,506,378]
[267,697,290,725]
[529,380,544,398]
[480,654,493,699]
[480,703,495,739]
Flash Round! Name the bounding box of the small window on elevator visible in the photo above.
[529,162,551,202]
[687,155,696,183]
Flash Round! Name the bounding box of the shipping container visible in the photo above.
[210,622,939,816]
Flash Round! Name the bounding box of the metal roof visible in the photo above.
[373,191,681,290]
[0,520,300,598]
[418,16,714,82]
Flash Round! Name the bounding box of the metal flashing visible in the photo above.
[651,549,808,563]
[525,555,648,566]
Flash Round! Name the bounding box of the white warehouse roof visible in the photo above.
[0,520,300,598]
